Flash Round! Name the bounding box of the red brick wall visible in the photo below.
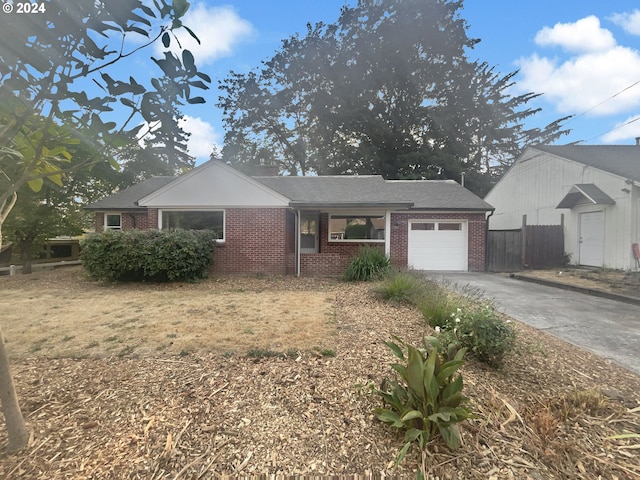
[213,208,289,275]
[94,210,159,233]
[93,209,486,274]
[390,212,487,271]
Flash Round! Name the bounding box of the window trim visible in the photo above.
[328,213,386,243]
[104,212,122,231]
[408,220,466,233]
[159,209,226,243]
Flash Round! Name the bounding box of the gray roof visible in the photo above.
[556,183,616,209]
[86,171,493,212]
[534,145,640,182]
[255,175,493,211]
[85,176,176,211]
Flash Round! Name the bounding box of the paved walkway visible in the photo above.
[425,272,640,376]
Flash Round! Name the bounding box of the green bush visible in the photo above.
[437,304,515,367]
[416,280,457,328]
[81,229,217,282]
[343,247,390,281]
[374,336,473,466]
[377,271,425,304]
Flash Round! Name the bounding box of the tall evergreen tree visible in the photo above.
[218,0,569,194]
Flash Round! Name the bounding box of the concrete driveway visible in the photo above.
[424,272,640,376]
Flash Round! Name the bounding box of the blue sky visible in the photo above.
[143,1,640,163]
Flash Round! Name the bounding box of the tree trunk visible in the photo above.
[0,326,28,452]
[19,238,33,275]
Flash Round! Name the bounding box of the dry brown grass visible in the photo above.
[1,266,639,479]
[0,266,337,359]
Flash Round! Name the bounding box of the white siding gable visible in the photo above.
[485,146,637,269]
[138,161,290,208]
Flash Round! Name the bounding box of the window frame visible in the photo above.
[159,209,226,242]
[328,213,386,243]
[104,212,122,231]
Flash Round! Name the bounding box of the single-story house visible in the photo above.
[86,160,494,276]
[485,145,640,270]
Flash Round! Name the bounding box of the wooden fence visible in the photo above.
[487,225,564,272]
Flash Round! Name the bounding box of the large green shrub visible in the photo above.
[343,247,390,281]
[437,304,515,367]
[374,336,473,465]
[81,229,217,282]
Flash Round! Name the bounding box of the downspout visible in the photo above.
[295,209,301,277]
[484,209,494,272]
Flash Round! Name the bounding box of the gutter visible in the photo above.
[485,209,495,272]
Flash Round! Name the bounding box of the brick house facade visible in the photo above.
[87,161,493,276]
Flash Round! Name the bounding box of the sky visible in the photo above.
[129,1,640,163]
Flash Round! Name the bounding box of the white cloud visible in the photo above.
[610,9,640,35]
[516,46,640,116]
[534,16,616,53]
[179,115,220,161]
[158,3,255,65]
[601,115,640,142]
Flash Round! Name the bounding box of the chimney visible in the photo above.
[250,164,279,176]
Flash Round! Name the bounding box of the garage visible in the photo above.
[408,220,468,271]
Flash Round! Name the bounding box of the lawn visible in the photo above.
[0,266,638,479]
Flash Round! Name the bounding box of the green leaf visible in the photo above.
[406,346,425,396]
[187,96,206,104]
[374,409,403,428]
[395,442,412,467]
[27,177,44,192]
[438,424,461,449]
[400,410,424,423]
[423,348,438,403]
[436,359,464,384]
[120,98,136,108]
[404,428,425,443]
[182,49,196,72]
[197,71,212,83]
[385,341,404,360]
[162,31,170,48]
[183,25,201,44]
[173,0,189,18]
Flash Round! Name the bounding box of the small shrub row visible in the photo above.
[81,229,217,282]
[378,271,515,367]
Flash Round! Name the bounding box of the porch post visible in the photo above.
[385,210,391,257]
[295,209,301,277]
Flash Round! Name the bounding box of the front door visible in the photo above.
[300,213,319,254]
[579,211,604,267]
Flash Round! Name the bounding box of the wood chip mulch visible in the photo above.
[1,280,639,479]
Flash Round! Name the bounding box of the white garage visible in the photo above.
[408,220,468,271]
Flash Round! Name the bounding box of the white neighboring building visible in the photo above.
[485,145,640,270]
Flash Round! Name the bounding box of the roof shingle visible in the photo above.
[534,145,640,182]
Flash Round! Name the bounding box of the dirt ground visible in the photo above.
[516,267,640,300]
[0,266,639,479]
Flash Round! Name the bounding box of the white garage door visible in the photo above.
[408,221,468,271]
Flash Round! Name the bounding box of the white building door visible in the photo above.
[579,211,604,267]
